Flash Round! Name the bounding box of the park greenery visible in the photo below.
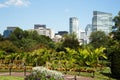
[0,11,120,79]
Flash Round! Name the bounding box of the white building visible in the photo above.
[79,30,87,45]
[34,24,54,39]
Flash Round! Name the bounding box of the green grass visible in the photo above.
[62,67,117,80]
[0,76,24,80]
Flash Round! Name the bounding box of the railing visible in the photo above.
[0,60,32,76]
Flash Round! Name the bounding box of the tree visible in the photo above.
[0,40,20,53]
[112,11,120,41]
[62,33,80,50]
[0,34,3,41]
[8,28,55,52]
[90,31,109,48]
[110,11,120,78]
[110,41,120,78]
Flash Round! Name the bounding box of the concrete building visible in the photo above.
[79,30,87,45]
[34,24,54,39]
[92,11,112,35]
[69,17,79,39]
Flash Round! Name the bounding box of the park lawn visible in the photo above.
[64,67,117,80]
[0,76,24,80]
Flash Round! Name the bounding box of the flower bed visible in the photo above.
[25,66,64,80]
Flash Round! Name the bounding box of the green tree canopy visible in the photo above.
[7,28,54,52]
[109,11,120,78]
[62,33,80,50]
[90,31,109,48]
[0,34,3,41]
[112,11,120,41]
[0,40,20,53]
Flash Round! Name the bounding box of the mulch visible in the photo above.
[0,72,93,80]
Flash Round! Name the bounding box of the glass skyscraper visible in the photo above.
[69,17,79,39]
[85,24,92,44]
[92,11,112,35]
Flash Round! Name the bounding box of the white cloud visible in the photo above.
[0,3,8,8]
[0,0,30,8]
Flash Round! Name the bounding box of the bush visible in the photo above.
[110,45,120,78]
[25,66,64,80]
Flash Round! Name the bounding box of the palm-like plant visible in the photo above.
[76,47,107,68]
[31,48,50,66]
[0,50,6,59]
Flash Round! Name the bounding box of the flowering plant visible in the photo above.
[25,66,64,80]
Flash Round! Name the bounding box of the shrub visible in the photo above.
[110,45,120,78]
[25,66,64,80]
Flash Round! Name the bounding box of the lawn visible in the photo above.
[63,67,117,80]
[0,76,24,80]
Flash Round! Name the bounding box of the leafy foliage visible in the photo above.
[62,33,79,50]
[109,11,120,79]
[0,40,20,53]
[7,28,54,52]
[109,41,120,78]
[90,31,109,48]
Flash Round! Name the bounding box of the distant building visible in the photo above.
[34,24,54,39]
[69,17,79,39]
[53,34,62,42]
[58,31,68,36]
[92,11,112,35]
[34,24,46,29]
[79,30,87,45]
[3,27,17,38]
[85,24,92,44]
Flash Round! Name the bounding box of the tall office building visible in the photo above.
[85,24,92,44]
[69,17,79,39]
[92,11,112,35]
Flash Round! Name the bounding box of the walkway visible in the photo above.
[0,72,93,80]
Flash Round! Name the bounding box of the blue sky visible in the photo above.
[0,0,120,34]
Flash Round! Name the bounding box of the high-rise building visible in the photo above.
[92,11,112,35]
[69,17,79,39]
[85,24,92,44]
[3,27,17,38]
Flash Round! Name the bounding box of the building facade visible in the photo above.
[3,27,17,38]
[79,30,87,45]
[85,24,92,44]
[92,11,112,35]
[69,17,79,39]
[34,24,54,39]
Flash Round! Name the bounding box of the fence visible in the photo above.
[0,60,32,76]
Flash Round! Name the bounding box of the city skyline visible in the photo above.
[0,0,120,34]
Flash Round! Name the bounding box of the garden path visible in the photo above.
[0,72,93,80]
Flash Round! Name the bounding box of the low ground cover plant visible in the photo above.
[25,66,64,80]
